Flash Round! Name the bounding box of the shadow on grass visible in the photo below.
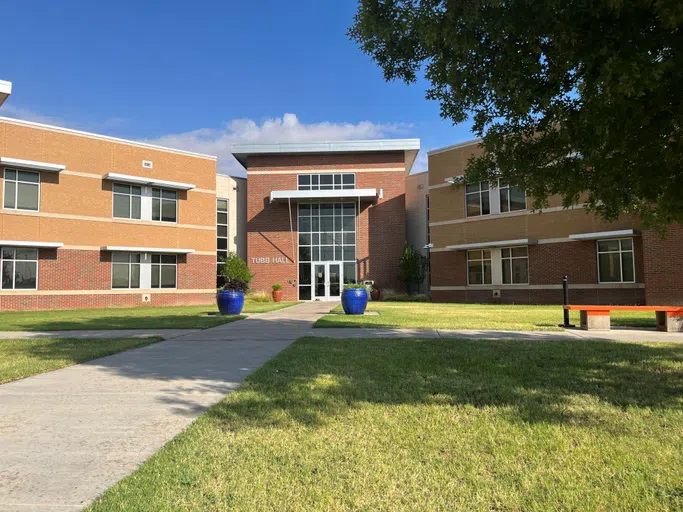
[205,337,683,432]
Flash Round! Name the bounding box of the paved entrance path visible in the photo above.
[0,301,331,511]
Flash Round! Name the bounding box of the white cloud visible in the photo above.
[1,104,67,127]
[143,113,414,176]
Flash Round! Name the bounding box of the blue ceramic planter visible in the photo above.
[217,290,245,315]
[341,287,368,315]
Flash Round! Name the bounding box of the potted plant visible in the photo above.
[341,283,369,315]
[272,283,283,302]
[217,252,254,315]
[370,284,381,301]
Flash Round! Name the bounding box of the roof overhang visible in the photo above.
[0,240,63,249]
[231,139,421,174]
[103,246,195,254]
[103,173,195,191]
[0,80,11,107]
[0,157,65,173]
[569,229,639,241]
[447,238,537,251]
[270,188,378,203]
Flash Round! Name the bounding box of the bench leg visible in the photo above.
[580,310,611,330]
[657,312,683,332]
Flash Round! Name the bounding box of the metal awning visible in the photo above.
[569,229,639,241]
[103,173,196,191]
[447,238,537,251]
[0,157,65,173]
[0,240,63,248]
[103,246,195,254]
[270,188,378,203]
[0,80,11,107]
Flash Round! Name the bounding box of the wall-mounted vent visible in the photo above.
[142,160,153,169]
[142,293,151,303]
[492,290,501,298]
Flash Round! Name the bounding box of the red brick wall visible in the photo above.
[0,292,215,311]
[246,151,406,300]
[643,224,683,305]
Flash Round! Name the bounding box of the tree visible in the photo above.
[397,243,429,294]
[349,1,683,228]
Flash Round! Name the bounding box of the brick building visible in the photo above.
[232,140,420,301]
[426,139,683,305]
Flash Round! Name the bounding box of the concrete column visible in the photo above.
[139,253,152,288]
[140,186,153,221]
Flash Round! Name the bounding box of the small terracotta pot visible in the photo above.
[370,287,381,301]
[272,289,283,302]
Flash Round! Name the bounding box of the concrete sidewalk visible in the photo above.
[0,301,330,512]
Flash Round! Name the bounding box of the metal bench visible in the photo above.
[564,305,683,332]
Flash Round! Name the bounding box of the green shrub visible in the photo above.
[344,283,366,289]
[245,291,273,303]
[381,289,431,302]
[397,243,428,294]
[220,252,254,291]
[272,284,283,291]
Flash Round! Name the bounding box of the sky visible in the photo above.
[0,0,476,176]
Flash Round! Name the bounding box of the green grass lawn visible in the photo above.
[90,336,683,511]
[0,336,162,383]
[315,302,656,331]
[0,302,298,331]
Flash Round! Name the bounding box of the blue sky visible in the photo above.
[0,0,476,175]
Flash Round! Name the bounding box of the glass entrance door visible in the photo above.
[312,262,342,301]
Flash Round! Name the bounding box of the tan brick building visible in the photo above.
[0,116,219,310]
[427,140,683,305]
[232,140,420,301]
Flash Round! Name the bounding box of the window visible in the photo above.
[298,173,355,191]
[113,184,142,219]
[597,238,635,283]
[499,181,526,212]
[151,254,177,288]
[3,169,40,211]
[1,248,38,289]
[216,198,228,286]
[501,247,529,284]
[111,253,141,289]
[467,249,492,285]
[465,182,490,217]
[152,188,177,222]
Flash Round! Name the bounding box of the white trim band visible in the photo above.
[0,240,64,249]
[270,188,378,203]
[103,173,196,191]
[431,283,645,291]
[569,229,639,241]
[447,238,536,251]
[103,246,195,254]
[0,157,65,173]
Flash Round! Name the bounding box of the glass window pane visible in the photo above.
[15,248,38,260]
[312,175,319,186]
[217,212,227,224]
[299,285,311,300]
[483,260,492,284]
[512,246,527,257]
[161,265,176,288]
[130,264,141,288]
[320,217,334,232]
[299,247,311,261]
[299,233,311,245]
[320,246,334,261]
[311,247,320,261]
[320,204,334,216]
[334,246,343,261]
[320,175,333,185]
[4,181,16,208]
[2,261,13,288]
[299,263,311,285]
[217,238,228,250]
[466,193,480,217]
[299,216,311,232]
[5,169,16,181]
[152,254,161,264]
[151,265,160,288]
[217,199,228,211]
[217,251,228,262]
[217,225,228,237]
[482,250,491,259]
[131,196,142,219]
[343,247,355,261]
[481,190,490,215]
[468,261,482,285]
[161,255,176,264]
[161,200,176,222]
[298,175,310,186]
[131,186,142,195]
[320,232,333,245]
[18,171,40,183]
[312,217,320,232]
[152,198,161,221]
[467,250,481,261]
[509,188,526,211]
[502,259,511,284]
[113,194,130,218]
[343,174,355,185]
[312,233,319,245]
[512,258,528,283]
[112,264,130,288]
[132,253,141,263]
[333,174,342,185]
[598,240,620,252]
[299,204,310,216]
[153,188,161,198]
[501,248,510,258]
[343,232,355,244]
[2,248,14,259]
[342,217,354,231]
[17,183,39,210]
[113,183,129,194]
[599,253,621,282]
[162,190,176,200]
[343,262,356,284]
[499,188,509,213]
[112,253,129,263]
[481,181,489,191]
[621,252,635,282]
[465,183,479,193]
[343,203,355,215]
[621,238,633,251]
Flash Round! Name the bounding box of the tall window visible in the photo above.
[467,249,492,285]
[597,238,635,283]
[112,184,142,219]
[151,254,177,288]
[501,246,529,284]
[152,188,177,222]
[465,182,490,217]
[111,253,141,289]
[1,248,38,289]
[298,173,355,191]
[3,169,40,211]
[216,198,228,286]
[298,202,356,300]
[499,181,526,212]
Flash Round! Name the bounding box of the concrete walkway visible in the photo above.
[0,301,331,511]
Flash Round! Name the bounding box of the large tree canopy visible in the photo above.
[349,0,683,227]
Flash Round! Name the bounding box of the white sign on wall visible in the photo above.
[251,257,290,264]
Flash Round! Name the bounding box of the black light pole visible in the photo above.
[560,275,575,328]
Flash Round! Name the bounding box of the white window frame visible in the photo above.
[111,252,142,289]
[151,254,177,289]
[597,238,635,283]
[151,187,178,223]
[467,249,492,285]
[465,181,491,218]
[298,173,356,191]
[0,247,39,290]
[498,180,527,213]
[3,168,40,212]
[500,246,529,284]
[112,183,142,220]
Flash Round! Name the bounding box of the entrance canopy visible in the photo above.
[270,188,378,203]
